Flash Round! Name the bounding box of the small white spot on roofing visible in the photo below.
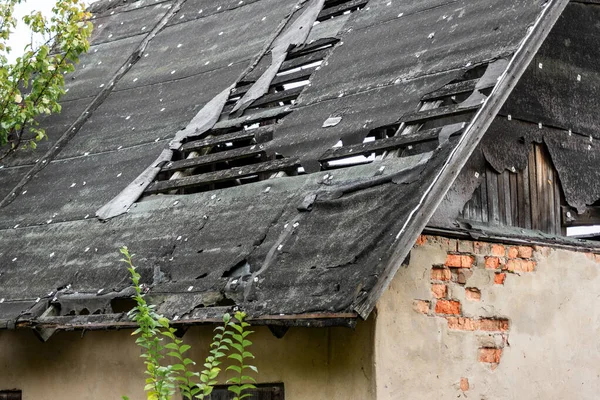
[0,299,4,303]
[428,32,435,39]
[538,63,543,69]
[588,144,592,150]
[22,190,27,195]
[261,16,266,21]
[338,93,344,97]
[111,11,115,14]
[590,135,594,142]
[46,219,52,224]
[204,61,210,65]
[177,236,182,241]
[121,22,124,25]
[253,276,259,282]
[239,0,243,4]
[171,70,176,74]
[398,12,404,17]
[577,74,582,81]
[12,258,17,262]
[35,297,40,303]
[84,214,90,219]
[199,8,203,13]
[160,107,166,112]
[83,181,87,186]
[568,129,572,136]
[84,247,90,252]
[277,244,283,251]
[228,62,233,67]
[508,114,512,121]
[97,289,104,294]
[293,222,299,228]
[187,286,194,292]
[264,187,271,193]
[118,146,123,149]
[211,194,216,200]
[144,53,149,57]
[117,172,122,177]
[70,183,76,188]
[379,166,386,173]
[177,43,182,48]
[65,88,70,92]
[133,77,138,82]
[50,252,55,258]
[386,1,391,5]
[84,152,90,156]
[154,137,160,142]
[108,34,113,38]
[95,248,98,252]
[14,224,19,229]
[173,315,179,321]
[218,31,223,36]
[98,24,103,28]
[465,62,472,67]
[94,48,98,53]
[132,127,135,130]
[99,83,105,88]
[126,115,131,120]
[407,145,413,150]
[159,98,163,102]
[97,61,102,65]
[217,6,222,11]
[538,122,543,129]
[141,26,147,31]
[173,200,179,206]
[179,14,185,19]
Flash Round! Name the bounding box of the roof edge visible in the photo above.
[352,0,571,319]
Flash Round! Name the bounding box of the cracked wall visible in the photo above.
[374,235,600,399]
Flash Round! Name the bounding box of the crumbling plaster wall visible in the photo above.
[0,319,374,400]
[375,235,600,399]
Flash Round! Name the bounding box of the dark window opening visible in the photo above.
[203,383,284,400]
[0,390,22,400]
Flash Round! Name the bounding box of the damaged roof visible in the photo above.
[0,0,572,331]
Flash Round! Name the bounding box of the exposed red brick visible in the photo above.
[491,244,505,257]
[507,246,519,259]
[431,284,447,299]
[479,348,502,363]
[415,235,427,246]
[413,300,430,314]
[506,259,536,273]
[485,256,501,270]
[447,317,478,331]
[494,273,506,285]
[517,246,534,259]
[465,288,481,301]
[445,254,474,268]
[435,300,461,315]
[431,268,451,281]
[460,378,470,392]
[478,318,509,332]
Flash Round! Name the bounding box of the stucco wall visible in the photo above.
[0,318,374,400]
[375,235,600,399]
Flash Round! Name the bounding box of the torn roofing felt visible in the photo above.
[0,0,569,328]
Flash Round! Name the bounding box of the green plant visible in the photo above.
[120,247,258,400]
[0,0,92,158]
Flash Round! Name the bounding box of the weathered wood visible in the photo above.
[146,158,299,194]
[399,103,481,124]
[535,145,547,232]
[486,168,500,225]
[214,106,292,130]
[528,148,539,230]
[480,176,489,223]
[547,159,556,234]
[318,0,368,20]
[181,129,263,152]
[320,127,460,162]
[509,171,518,226]
[249,86,305,108]
[563,206,600,227]
[288,37,340,58]
[162,145,265,173]
[280,47,329,71]
[421,78,483,101]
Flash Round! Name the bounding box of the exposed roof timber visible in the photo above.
[352,0,570,319]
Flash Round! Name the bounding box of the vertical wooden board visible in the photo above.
[554,171,564,235]
[546,159,556,234]
[497,170,507,225]
[472,184,483,222]
[510,171,518,227]
[522,162,532,230]
[503,170,513,226]
[529,146,539,230]
[536,144,549,233]
[480,172,489,223]
[486,166,500,225]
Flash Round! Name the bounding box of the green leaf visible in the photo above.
[228,353,243,363]
[179,344,191,354]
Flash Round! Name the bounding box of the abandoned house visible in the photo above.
[1,0,600,398]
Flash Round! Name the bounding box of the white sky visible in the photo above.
[5,0,96,63]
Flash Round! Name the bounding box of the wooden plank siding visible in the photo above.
[460,143,566,235]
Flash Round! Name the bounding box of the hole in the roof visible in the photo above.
[111,297,137,314]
